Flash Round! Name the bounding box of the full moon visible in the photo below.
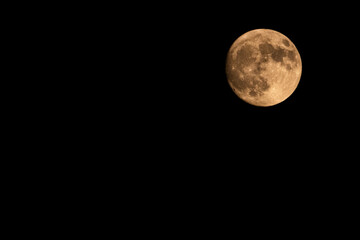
[226,29,302,107]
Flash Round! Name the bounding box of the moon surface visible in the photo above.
[226,29,302,107]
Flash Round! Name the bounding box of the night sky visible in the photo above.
[117,3,357,170]
[11,2,358,230]
[118,3,355,149]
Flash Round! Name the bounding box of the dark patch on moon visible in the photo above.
[286,64,292,70]
[241,75,270,97]
[258,76,270,91]
[253,34,262,39]
[271,47,287,62]
[287,50,296,62]
[259,42,275,55]
[259,55,269,64]
[235,44,257,68]
[226,68,239,84]
[249,89,257,97]
[282,39,290,47]
[254,60,267,74]
[230,73,249,92]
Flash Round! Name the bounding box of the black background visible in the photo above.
[115,3,359,228]
[6,2,358,232]
[18,3,356,181]
[120,3,358,160]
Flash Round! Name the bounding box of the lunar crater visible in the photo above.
[282,39,290,47]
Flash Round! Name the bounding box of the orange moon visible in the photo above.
[226,29,302,107]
